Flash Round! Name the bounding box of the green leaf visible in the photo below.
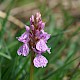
[0,52,11,60]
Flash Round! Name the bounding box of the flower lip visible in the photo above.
[33,54,48,68]
[17,32,30,43]
[36,39,51,53]
[17,44,29,56]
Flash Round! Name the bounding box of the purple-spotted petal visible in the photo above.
[17,32,29,43]
[17,46,23,56]
[33,54,48,68]
[36,39,51,53]
[17,44,29,56]
[40,30,50,42]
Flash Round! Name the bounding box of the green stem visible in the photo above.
[30,51,35,80]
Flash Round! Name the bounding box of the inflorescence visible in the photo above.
[17,12,51,68]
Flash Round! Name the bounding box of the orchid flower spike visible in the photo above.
[17,12,51,68]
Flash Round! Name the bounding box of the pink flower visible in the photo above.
[36,39,51,54]
[33,54,48,68]
[17,44,29,56]
[17,12,51,68]
[17,32,30,43]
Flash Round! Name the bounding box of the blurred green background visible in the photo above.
[0,0,80,80]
